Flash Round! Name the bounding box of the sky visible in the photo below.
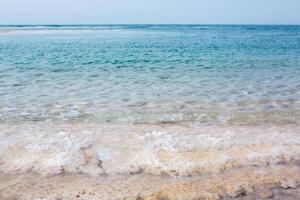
[0,0,300,25]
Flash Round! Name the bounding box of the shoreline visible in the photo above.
[0,122,299,199]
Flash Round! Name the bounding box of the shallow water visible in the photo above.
[0,25,300,124]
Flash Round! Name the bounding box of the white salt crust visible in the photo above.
[0,123,299,177]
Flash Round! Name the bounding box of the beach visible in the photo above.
[0,25,300,199]
[0,123,300,199]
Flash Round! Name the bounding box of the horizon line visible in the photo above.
[0,23,300,26]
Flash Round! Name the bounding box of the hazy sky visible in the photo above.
[1,0,300,24]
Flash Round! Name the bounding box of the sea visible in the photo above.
[0,25,300,125]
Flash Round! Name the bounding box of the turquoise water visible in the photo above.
[0,25,300,124]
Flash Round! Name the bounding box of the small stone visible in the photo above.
[136,194,145,200]
[224,185,246,198]
[156,191,171,200]
[258,190,273,199]
[280,179,298,189]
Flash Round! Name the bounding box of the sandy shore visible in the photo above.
[1,165,300,200]
[0,123,299,199]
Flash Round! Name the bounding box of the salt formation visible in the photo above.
[0,123,299,199]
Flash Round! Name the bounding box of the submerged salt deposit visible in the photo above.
[0,25,300,125]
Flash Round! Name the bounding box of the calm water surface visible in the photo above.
[0,25,300,124]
